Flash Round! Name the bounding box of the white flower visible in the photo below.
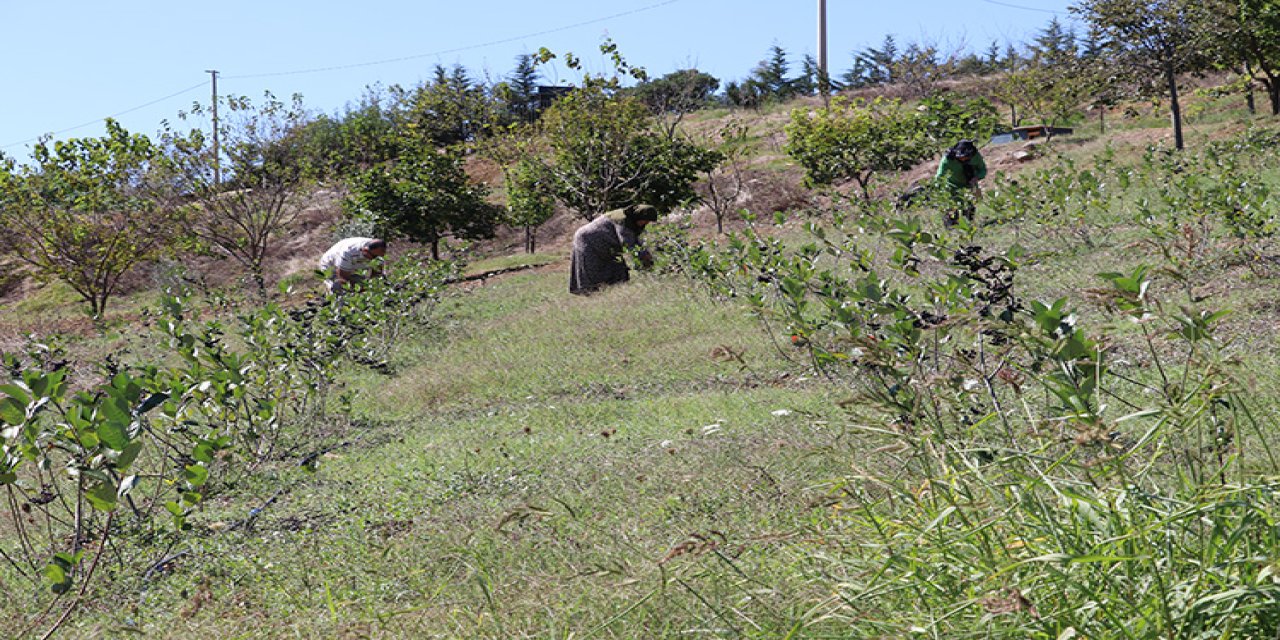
[771,409,792,417]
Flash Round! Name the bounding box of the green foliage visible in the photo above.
[528,83,722,218]
[630,68,720,115]
[1073,0,1217,148]
[403,64,503,147]
[0,119,177,316]
[503,158,556,253]
[0,256,452,632]
[784,96,932,199]
[293,86,402,178]
[162,92,316,293]
[347,145,500,259]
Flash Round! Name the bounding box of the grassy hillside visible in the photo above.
[6,86,1280,637]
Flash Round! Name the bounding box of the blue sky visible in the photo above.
[0,0,1074,155]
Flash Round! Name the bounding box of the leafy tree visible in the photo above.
[1073,0,1216,149]
[295,85,402,178]
[785,97,933,200]
[403,64,501,147]
[632,69,720,116]
[914,93,1000,148]
[0,120,176,316]
[503,158,557,253]
[1202,0,1280,115]
[162,92,315,293]
[502,53,543,123]
[724,79,764,109]
[530,83,722,219]
[695,120,752,234]
[347,145,500,260]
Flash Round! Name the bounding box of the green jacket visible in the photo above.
[935,153,987,189]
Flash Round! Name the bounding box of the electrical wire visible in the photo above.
[974,0,1069,15]
[2,81,207,150]
[3,0,683,150]
[224,0,683,80]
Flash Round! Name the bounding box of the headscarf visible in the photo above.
[605,204,661,233]
[947,139,979,161]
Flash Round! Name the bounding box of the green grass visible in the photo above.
[9,88,1280,639]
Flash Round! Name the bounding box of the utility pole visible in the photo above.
[817,0,830,103]
[205,69,221,186]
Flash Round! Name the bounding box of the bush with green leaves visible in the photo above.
[661,197,1280,636]
[0,255,452,636]
[0,120,178,317]
[346,144,501,260]
[783,97,928,201]
[524,83,722,218]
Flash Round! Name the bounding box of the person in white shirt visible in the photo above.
[318,237,387,294]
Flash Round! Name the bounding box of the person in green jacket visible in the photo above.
[935,139,986,226]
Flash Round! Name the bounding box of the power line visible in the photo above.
[3,0,684,151]
[2,81,207,150]
[225,0,684,80]
[974,0,1069,15]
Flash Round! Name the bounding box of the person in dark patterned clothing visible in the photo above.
[568,205,658,295]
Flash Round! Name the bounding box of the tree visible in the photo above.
[347,145,500,260]
[695,120,751,234]
[1203,0,1280,115]
[162,92,315,293]
[295,85,402,179]
[1073,0,1215,150]
[0,120,176,317]
[784,97,933,200]
[403,64,501,147]
[503,53,543,123]
[530,83,722,219]
[749,44,796,102]
[503,158,557,253]
[632,69,720,116]
[844,35,899,87]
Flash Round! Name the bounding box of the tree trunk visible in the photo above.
[1165,63,1184,151]
[1246,84,1256,115]
[524,226,536,254]
[430,238,441,261]
[1268,78,1280,116]
[1099,106,1105,133]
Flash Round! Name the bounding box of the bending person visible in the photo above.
[319,237,387,294]
[935,139,987,226]
[569,205,658,295]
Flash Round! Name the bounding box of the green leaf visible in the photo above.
[116,441,143,470]
[97,418,130,451]
[43,562,72,594]
[183,464,209,487]
[99,395,130,425]
[0,398,25,425]
[192,440,215,464]
[0,384,31,405]
[85,481,118,511]
[135,392,169,415]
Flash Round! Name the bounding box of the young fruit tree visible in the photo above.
[161,92,315,294]
[1073,0,1215,150]
[531,83,722,219]
[0,120,177,317]
[346,144,501,260]
[785,96,932,200]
